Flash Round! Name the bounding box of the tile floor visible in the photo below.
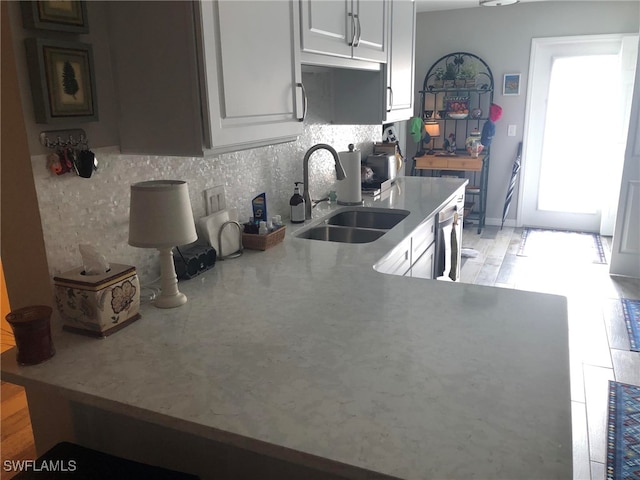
[460,225,640,480]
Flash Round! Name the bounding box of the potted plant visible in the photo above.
[443,63,457,89]
[433,67,445,88]
[459,64,477,88]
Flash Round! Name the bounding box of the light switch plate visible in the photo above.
[204,185,226,215]
[508,124,517,137]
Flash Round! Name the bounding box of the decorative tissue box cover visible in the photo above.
[54,263,141,337]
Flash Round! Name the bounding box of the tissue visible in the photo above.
[79,244,110,275]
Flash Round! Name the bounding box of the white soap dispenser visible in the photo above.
[290,182,305,224]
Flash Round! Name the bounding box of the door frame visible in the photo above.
[518,34,634,232]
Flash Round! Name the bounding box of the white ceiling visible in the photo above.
[416,0,639,13]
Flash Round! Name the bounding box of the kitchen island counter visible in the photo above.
[1,177,572,479]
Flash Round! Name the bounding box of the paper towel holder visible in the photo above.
[337,143,364,206]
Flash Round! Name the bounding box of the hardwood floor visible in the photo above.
[0,226,638,480]
[1,381,36,480]
[461,225,640,480]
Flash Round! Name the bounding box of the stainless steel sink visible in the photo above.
[295,208,409,244]
[326,209,409,229]
[296,225,386,243]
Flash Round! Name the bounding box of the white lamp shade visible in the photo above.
[129,180,198,248]
[424,122,441,138]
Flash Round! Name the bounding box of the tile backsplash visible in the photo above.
[32,71,381,283]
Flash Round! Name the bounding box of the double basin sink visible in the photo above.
[295,207,409,244]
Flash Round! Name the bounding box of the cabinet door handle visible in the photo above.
[354,13,361,47]
[296,82,307,122]
[387,86,393,112]
[348,12,357,47]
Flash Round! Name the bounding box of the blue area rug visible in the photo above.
[517,228,607,264]
[622,299,640,353]
[607,381,640,480]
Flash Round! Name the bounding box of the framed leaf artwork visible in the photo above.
[21,1,89,34]
[24,38,98,124]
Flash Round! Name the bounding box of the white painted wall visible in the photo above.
[413,1,640,226]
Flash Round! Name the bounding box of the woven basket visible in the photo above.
[242,226,286,251]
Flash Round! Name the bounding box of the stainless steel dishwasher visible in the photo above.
[435,192,464,281]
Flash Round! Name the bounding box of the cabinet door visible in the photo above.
[410,216,435,263]
[384,0,415,122]
[375,237,411,276]
[299,0,352,59]
[352,0,387,63]
[199,0,303,152]
[409,243,435,279]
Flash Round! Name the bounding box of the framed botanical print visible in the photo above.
[21,1,89,33]
[25,38,98,123]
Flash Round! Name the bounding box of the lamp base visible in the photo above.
[154,292,188,309]
[154,247,189,309]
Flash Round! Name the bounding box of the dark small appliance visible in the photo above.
[174,244,216,280]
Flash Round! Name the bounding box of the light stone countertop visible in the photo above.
[1,177,572,479]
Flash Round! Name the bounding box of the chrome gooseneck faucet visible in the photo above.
[302,144,346,220]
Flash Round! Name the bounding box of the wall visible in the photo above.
[1,1,53,313]
[9,1,120,155]
[414,1,640,226]
[6,2,379,284]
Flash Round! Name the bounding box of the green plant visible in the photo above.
[434,67,445,80]
[443,63,457,80]
[458,64,477,80]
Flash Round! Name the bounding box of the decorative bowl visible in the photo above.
[448,113,468,120]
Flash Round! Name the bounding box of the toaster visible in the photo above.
[365,153,397,182]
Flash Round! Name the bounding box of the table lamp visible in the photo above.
[129,180,197,308]
[424,122,441,154]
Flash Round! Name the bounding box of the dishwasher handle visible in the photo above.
[438,204,458,226]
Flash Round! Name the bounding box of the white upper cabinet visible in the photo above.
[352,0,387,62]
[299,0,387,65]
[108,1,303,157]
[299,1,352,59]
[199,1,304,152]
[384,0,416,122]
[330,0,416,124]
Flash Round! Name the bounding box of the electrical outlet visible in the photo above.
[204,185,226,215]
